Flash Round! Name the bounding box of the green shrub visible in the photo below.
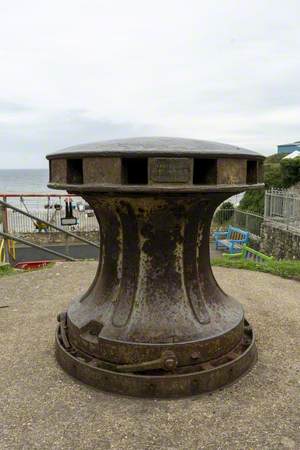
[280,158,300,187]
[0,264,15,277]
[239,153,290,214]
[264,163,285,188]
[239,190,265,215]
[264,153,286,164]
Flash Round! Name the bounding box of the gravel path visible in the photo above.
[0,262,299,450]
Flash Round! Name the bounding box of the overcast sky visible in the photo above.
[0,0,299,168]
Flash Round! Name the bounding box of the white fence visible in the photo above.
[264,188,300,233]
[1,195,99,234]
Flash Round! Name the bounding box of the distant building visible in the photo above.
[278,141,300,154]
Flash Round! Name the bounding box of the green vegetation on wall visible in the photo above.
[239,153,300,215]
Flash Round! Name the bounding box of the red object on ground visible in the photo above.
[15,260,53,270]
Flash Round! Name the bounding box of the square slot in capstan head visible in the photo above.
[122,158,148,184]
[67,159,83,184]
[193,159,217,184]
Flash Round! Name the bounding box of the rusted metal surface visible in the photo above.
[47,137,263,398]
[217,158,247,185]
[55,318,257,398]
[50,159,67,184]
[47,137,265,159]
[148,157,193,184]
[83,157,122,184]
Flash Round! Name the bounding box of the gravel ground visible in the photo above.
[0,261,299,450]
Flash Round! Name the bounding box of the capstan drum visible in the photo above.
[47,137,264,398]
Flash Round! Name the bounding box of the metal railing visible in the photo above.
[0,239,15,263]
[0,194,99,234]
[264,188,300,233]
[0,195,100,265]
[212,208,263,238]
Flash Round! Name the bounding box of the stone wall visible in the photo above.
[261,222,300,260]
[17,230,100,246]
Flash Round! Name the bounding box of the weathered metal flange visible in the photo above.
[55,319,257,398]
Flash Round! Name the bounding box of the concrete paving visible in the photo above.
[0,262,299,450]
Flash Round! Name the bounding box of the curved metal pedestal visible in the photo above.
[56,319,257,398]
[55,193,258,397]
[48,137,263,398]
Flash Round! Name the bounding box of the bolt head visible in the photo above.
[164,358,177,370]
[191,351,201,360]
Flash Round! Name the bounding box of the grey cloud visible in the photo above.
[0,110,162,168]
[0,0,299,168]
[0,101,32,113]
[161,68,300,116]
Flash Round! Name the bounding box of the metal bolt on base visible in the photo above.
[56,315,257,398]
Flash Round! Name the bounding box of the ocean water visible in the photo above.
[0,169,56,194]
[0,169,67,215]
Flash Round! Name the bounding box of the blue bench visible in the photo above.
[213,225,249,254]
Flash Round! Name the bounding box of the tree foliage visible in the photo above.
[239,189,265,214]
[239,153,300,215]
[280,158,300,187]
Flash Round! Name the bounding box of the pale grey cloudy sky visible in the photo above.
[0,0,299,168]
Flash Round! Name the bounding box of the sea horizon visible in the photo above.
[0,168,243,205]
[0,168,61,194]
